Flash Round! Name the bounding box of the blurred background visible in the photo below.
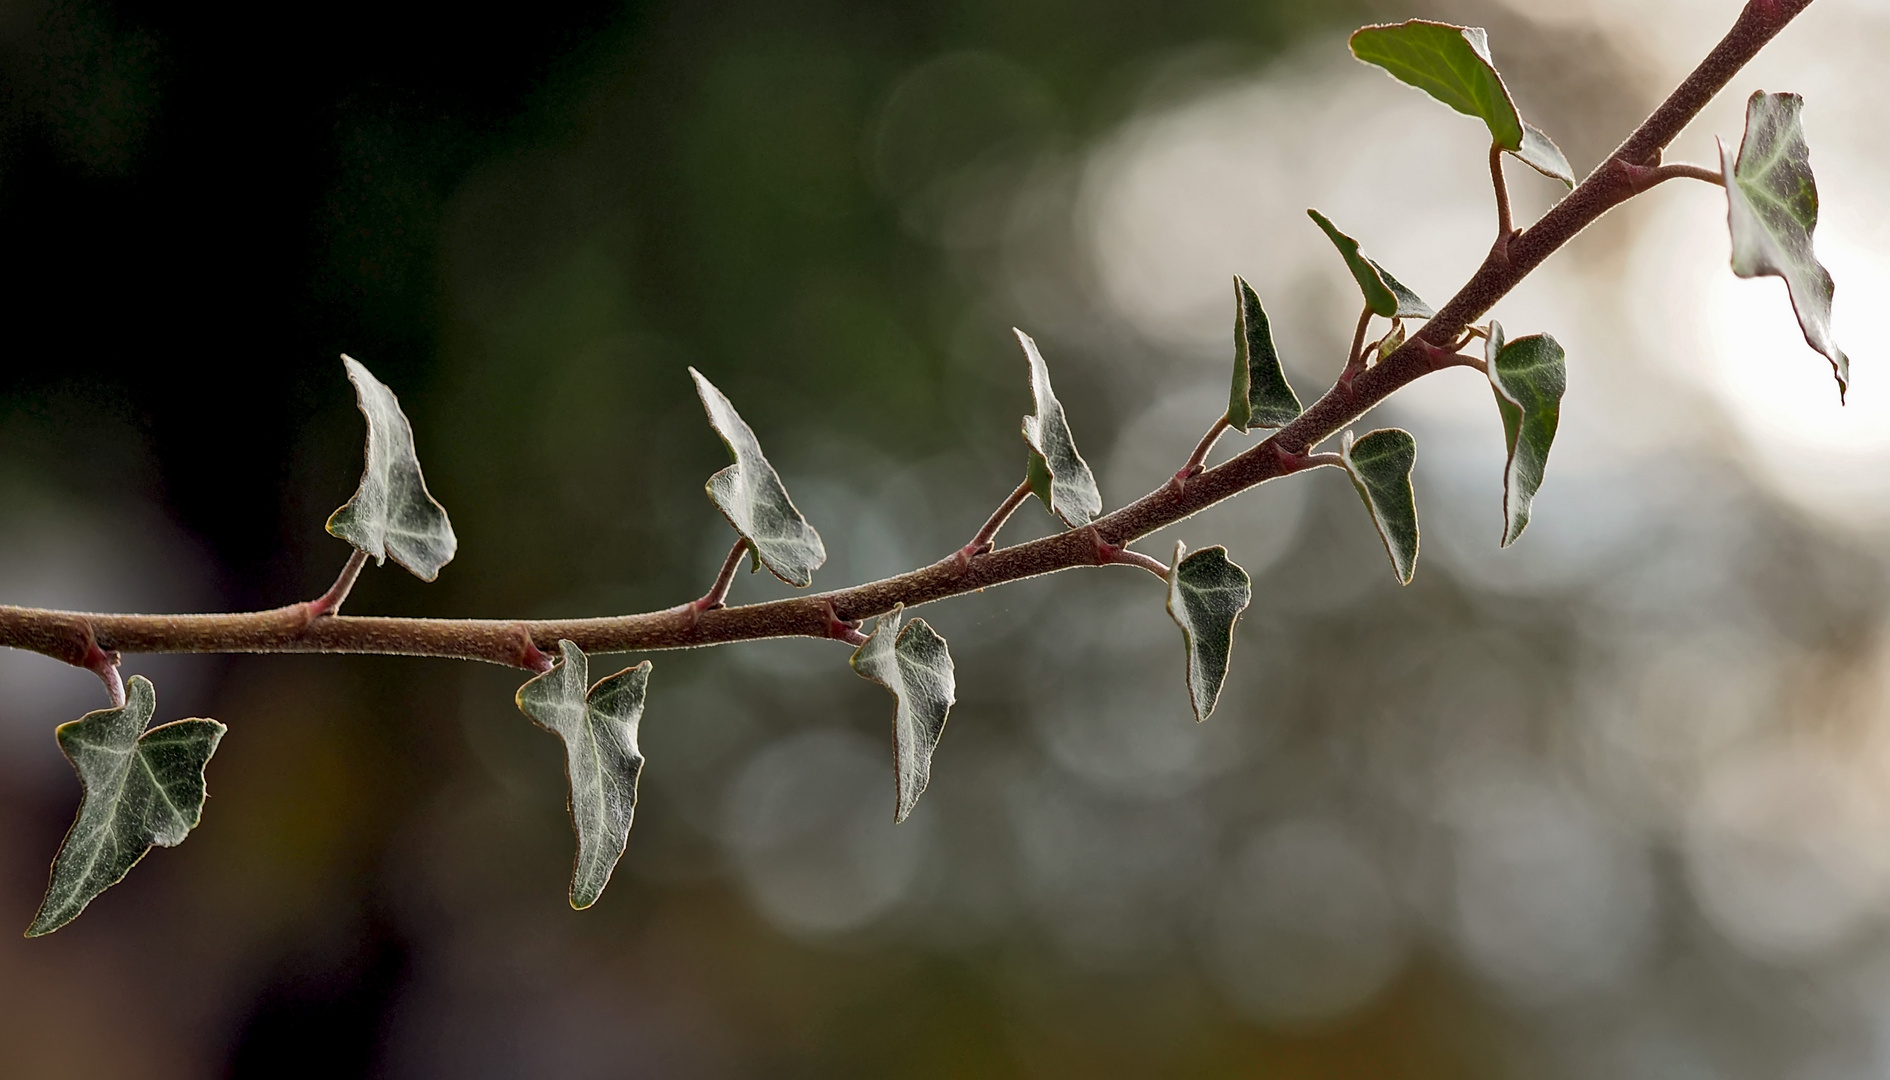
[0,0,1886,1074]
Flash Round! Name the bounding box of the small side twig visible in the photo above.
[1339,305,1374,388]
[957,480,1033,565]
[78,627,124,708]
[1171,416,1232,493]
[1489,142,1514,246]
[1620,159,1726,192]
[307,550,370,619]
[689,537,752,621]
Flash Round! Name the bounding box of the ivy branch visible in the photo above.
[0,0,1847,934]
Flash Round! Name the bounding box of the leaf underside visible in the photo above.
[850,604,956,823]
[516,640,650,909]
[1485,322,1567,547]
[1227,276,1303,432]
[1307,210,1433,320]
[690,368,828,586]
[1350,21,1573,186]
[325,355,459,581]
[1722,91,1847,400]
[1165,542,1253,722]
[28,676,225,936]
[1342,428,1420,585]
[1015,329,1103,527]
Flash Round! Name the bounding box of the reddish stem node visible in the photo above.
[516,628,553,673]
[958,481,1034,566]
[78,627,125,708]
[690,537,753,622]
[307,549,370,619]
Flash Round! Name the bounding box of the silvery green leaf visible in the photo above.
[1308,210,1433,320]
[1485,322,1567,547]
[1349,21,1524,150]
[690,368,827,586]
[850,604,955,823]
[515,640,650,909]
[1722,91,1847,400]
[1518,123,1575,187]
[28,676,225,936]
[1226,276,1303,432]
[1341,428,1419,585]
[1165,542,1252,722]
[1015,329,1102,528]
[326,355,459,581]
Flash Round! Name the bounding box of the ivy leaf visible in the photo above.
[1307,210,1434,320]
[1350,21,1574,186]
[1226,276,1303,432]
[1165,542,1253,722]
[1341,428,1419,585]
[1015,329,1102,528]
[1519,123,1575,188]
[1485,322,1567,547]
[326,355,459,581]
[27,676,226,937]
[515,640,650,910]
[1722,91,1847,400]
[690,368,827,587]
[850,604,956,823]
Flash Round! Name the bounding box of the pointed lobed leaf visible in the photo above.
[326,355,459,581]
[1015,329,1102,527]
[28,676,226,936]
[1350,22,1573,185]
[1307,210,1432,319]
[516,640,650,909]
[1485,322,1567,547]
[1722,91,1847,400]
[1350,21,1523,150]
[1341,428,1420,585]
[1165,542,1253,722]
[1226,276,1303,432]
[850,604,956,823]
[690,368,827,586]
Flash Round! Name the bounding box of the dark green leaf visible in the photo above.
[1016,329,1102,527]
[850,604,955,823]
[326,355,459,581]
[691,368,828,586]
[1350,22,1574,186]
[1349,21,1523,150]
[1226,276,1303,432]
[28,676,225,936]
[1485,322,1566,547]
[1723,91,1847,400]
[1165,542,1252,722]
[516,641,650,909]
[1307,210,1433,319]
[1341,428,1419,585]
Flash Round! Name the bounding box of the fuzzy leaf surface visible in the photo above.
[1165,542,1252,722]
[1485,323,1566,547]
[516,641,650,909]
[1342,428,1419,585]
[1518,123,1575,187]
[1722,91,1847,399]
[1016,329,1102,527]
[28,676,225,936]
[690,368,827,586]
[326,355,459,581]
[1226,276,1302,432]
[1307,210,1433,320]
[850,604,956,823]
[1350,21,1523,150]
